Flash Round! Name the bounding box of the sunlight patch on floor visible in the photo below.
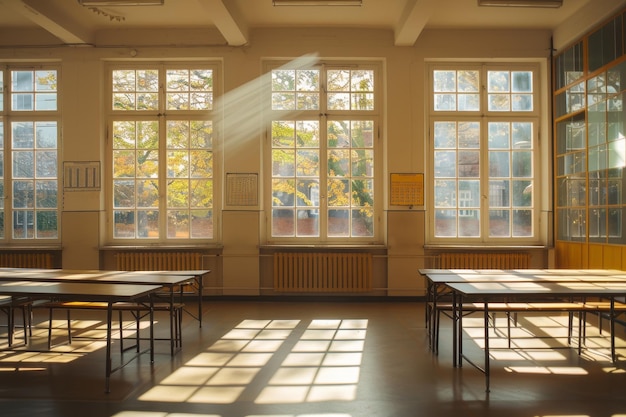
[504,366,588,375]
[138,317,368,406]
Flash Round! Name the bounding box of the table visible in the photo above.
[0,269,195,355]
[419,269,626,351]
[0,268,210,328]
[0,281,161,393]
[445,278,626,392]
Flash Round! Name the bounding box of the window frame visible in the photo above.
[427,62,542,245]
[105,62,221,245]
[264,60,384,245]
[0,64,61,244]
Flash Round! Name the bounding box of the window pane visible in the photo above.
[36,151,57,178]
[13,210,33,239]
[513,180,532,207]
[434,122,456,148]
[435,209,457,237]
[12,181,33,208]
[512,151,532,177]
[459,211,479,237]
[296,150,319,176]
[272,211,295,237]
[458,122,480,148]
[352,208,374,237]
[112,69,158,111]
[458,71,480,92]
[190,209,212,238]
[489,210,510,237]
[352,120,374,147]
[113,210,134,238]
[328,209,349,237]
[12,71,33,91]
[435,151,456,177]
[327,69,373,111]
[137,210,158,238]
[166,69,213,111]
[13,151,33,178]
[167,210,189,238]
[434,70,479,111]
[36,210,57,238]
[489,152,510,177]
[512,71,532,92]
[433,70,456,92]
[488,93,510,111]
[458,151,479,177]
[137,180,159,208]
[458,94,480,111]
[351,149,373,177]
[488,70,533,112]
[434,94,456,111]
[512,209,532,237]
[489,180,510,207]
[296,209,318,237]
[272,69,319,111]
[328,178,349,207]
[434,180,455,208]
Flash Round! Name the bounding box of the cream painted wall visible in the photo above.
[0,21,588,294]
[222,211,260,295]
[62,211,100,269]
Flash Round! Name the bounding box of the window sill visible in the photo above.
[260,244,387,253]
[0,245,62,251]
[423,244,549,250]
[100,244,224,251]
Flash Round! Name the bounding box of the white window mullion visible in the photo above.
[319,113,329,239]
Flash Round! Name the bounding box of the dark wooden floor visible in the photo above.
[1,299,626,417]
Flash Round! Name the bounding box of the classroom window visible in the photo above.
[108,64,218,242]
[267,62,381,242]
[554,10,626,246]
[0,67,60,241]
[429,64,539,243]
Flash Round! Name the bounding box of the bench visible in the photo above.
[0,296,30,347]
[36,300,184,355]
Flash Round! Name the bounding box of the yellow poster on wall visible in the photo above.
[390,173,424,207]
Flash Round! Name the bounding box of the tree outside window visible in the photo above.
[269,63,380,241]
[109,66,215,241]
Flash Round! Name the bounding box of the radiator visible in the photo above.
[0,253,53,268]
[439,252,529,269]
[116,252,202,271]
[274,252,372,292]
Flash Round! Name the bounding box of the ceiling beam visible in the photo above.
[0,0,93,45]
[394,0,436,46]
[196,0,248,46]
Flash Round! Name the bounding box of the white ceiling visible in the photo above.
[0,0,622,47]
